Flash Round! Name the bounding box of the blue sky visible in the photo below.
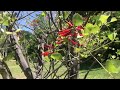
[17,11,41,32]
[17,11,57,32]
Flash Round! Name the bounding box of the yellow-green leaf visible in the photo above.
[3,20,9,26]
[15,29,21,33]
[44,56,50,62]
[110,17,117,22]
[108,32,117,41]
[99,15,110,25]
[6,32,13,35]
[64,11,71,19]
[105,59,120,73]
[72,13,83,26]
[41,12,46,17]
[74,47,81,53]
[51,53,62,60]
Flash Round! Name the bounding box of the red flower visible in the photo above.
[67,21,73,28]
[78,44,84,47]
[79,34,83,37]
[56,41,63,44]
[41,51,53,57]
[44,44,54,49]
[69,32,78,37]
[68,38,79,46]
[44,45,49,49]
[30,23,37,26]
[58,29,71,37]
[76,26,84,31]
[57,37,63,41]
[33,19,39,23]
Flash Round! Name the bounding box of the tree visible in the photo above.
[0,11,120,79]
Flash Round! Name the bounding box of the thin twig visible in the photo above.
[17,11,36,21]
[83,60,96,79]
[90,52,115,79]
[58,11,62,30]
[44,63,63,79]
[49,11,59,31]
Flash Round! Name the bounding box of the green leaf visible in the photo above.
[6,32,13,35]
[108,32,117,41]
[98,54,101,56]
[83,23,100,35]
[41,12,46,17]
[116,49,120,55]
[0,16,3,23]
[1,28,4,32]
[110,17,117,22]
[83,23,93,35]
[51,53,62,60]
[3,20,9,26]
[0,54,3,60]
[99,15,110,25]
[15,29,21,33]
[111,55,116,59]
[91,25,100,34]
[103,46,109,49]
[72,13,83,26]
[11,17,16,22]
[44,56,50,62]
[105,60,119,73]
[64,11,71,19]
[105,59,120,73]
[80,54,88,58]
[74,47,81,53]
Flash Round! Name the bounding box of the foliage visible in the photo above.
[0,11,120,79]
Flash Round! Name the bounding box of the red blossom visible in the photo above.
[76,26,84,31]
[67,21,73,28]
[44,44,54,49]
[69,32,78,37]
[68,38,79,46]
[79,34,83,36]
[57,37,63,41]
[56,41,63,44]
[41,51,53,57]
[32,19,39,23]
[44,45,49,49]
[78,44,84,47]
[58,29,71,37]
[30,23,37,26]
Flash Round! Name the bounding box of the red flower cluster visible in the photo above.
[30,19,40,26]
[41,21,85,57]
[68,38,79,45]
[57,21,84,46]
[41,44,54,57]
[44,44,54,49]
[41,51,53,57]
[58,22,84,37]
[58,29,71,37]
[56,37,63,44]
[76,26,84,31]
[67,21,74,28]
[32,19,40,23]
[69,32,78,37]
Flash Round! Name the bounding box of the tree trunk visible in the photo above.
[10,34,34,79]
[0,61,14,79]
[68,58,80,79]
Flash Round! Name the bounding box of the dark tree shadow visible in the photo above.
[80,59,102,70]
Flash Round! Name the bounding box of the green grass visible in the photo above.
[0,60,26,79]
[1,60,120,79]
